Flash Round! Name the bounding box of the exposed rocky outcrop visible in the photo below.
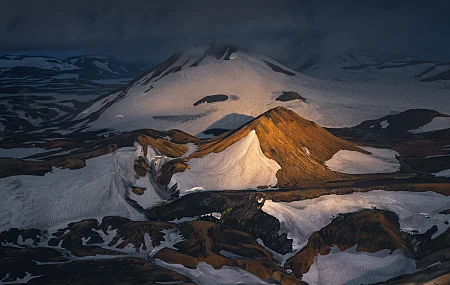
[0,158,52,178]
[263,60,296,76]
[134,156,151,177]
[355,109,449,134]
[0,246,195,285]
[46,217,175,257]
[275,91,307,102]
[146,191,292,255]
[155,221,301,285]
[193,94,231,106]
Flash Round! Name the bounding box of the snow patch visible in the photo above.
[302,146,310,156]
[409,117,450,133]
[92,60,118,74]
[262,190,450,250]
[325,146,400,174]
[181,143,197,158]
[169,130,280,194]
[380,120,389,129]
[0,145,170,232]
[433,169,450,178]
[0,272,44,284]
[302,246,416,285]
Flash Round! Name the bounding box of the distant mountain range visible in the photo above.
[0,54,148,95]
[284,49,450,83]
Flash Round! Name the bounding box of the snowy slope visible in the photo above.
[409,116,450,133]
[169,130,280,194]
[262,190,450,250]
[0,144,168,232]
[74,44,450,135]
[302,246,416,285]
[325,146,400,174]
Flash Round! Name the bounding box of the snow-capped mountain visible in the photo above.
[0,54,147,95]
[0,54,145,78]
[0,55,79,70]
[66,55,146,78]
[0,55,148,135]
[73,43,450,137]
[286,50,450,83]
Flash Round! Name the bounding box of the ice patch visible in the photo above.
[262,190,450,250]
[169,130,280,194]
[325,146,400,174]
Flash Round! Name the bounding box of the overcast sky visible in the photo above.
[1,0,449,63]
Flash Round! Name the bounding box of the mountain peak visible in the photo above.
[192,106,364,186]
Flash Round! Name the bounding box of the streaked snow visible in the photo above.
[0,145,168,232]
[154,260,270,285]
[0,272,44,284]
[262,190,450,250]
[92,60,118,74]
[169,130,280,194]
[302,246,416,285]
[325,146,400,174]
[409,117,450,133]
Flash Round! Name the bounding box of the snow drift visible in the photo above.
[169,130,280,194]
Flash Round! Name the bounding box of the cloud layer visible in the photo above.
[1,0,449,62]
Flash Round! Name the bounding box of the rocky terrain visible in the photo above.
[0,44,449,284]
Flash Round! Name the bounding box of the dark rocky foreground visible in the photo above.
[0,108,449,284]
[1,206,449,284]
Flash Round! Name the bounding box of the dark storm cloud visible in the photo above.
[0,0,449,62]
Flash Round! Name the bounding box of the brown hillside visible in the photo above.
[189,107,366,186]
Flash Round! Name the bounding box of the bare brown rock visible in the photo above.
[134,156,150,177]
[157,158,190,186]
[155,221,301,285]
[132,186,146,195]
[0,158,52,178]
[55,157,86,169]
[190,107,366,186]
